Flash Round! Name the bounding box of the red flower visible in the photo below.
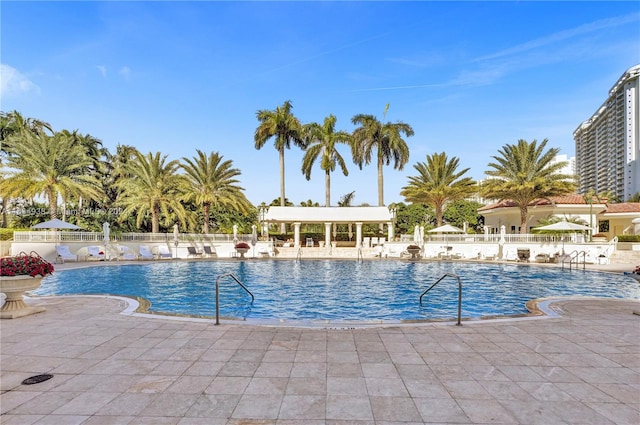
[1,252,54,277]
[234,242,250,250]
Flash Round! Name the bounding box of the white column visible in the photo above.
[356,222,363,248]
[324,222,332,248]
[387,222,394,241]
[294,223,301,247]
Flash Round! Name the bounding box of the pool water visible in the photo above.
[34,260,640,322]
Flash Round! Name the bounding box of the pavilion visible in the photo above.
[260,206,396,248]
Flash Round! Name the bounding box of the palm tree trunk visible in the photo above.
[203,203,210,234]
[519,206,528,234]
[152,205,160,233]
[325,170,331,207]
[377,154,384,206]
[47,188,57,219]
[279,147,286,235]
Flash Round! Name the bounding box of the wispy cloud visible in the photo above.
[0,64,40,96]
[97,65,107,77]
[473,12,639,63]
[118,66,131,80]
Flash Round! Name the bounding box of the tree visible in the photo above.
[442,200,484,233]
[582,189,614,241]
[301,114,352,206]
[2,130,103,219]
[337,191,356,207]
[115,151,190,233]
[300,199,320,207]
[628,192,640,202]
[254,100,305,232]
[482,139,577,234]
[400,152,476,227]
[181,150,252,233]
[351,104,414,206]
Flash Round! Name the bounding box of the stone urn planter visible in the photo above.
[234,243,250,259]
[1,251,53,319]
[1,275,46,319]
[406,245,421,260]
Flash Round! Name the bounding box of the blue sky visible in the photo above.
[2,1,639,206]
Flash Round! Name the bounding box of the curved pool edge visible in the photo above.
[23,293,637,328]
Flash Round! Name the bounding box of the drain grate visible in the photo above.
[22,374,53,385]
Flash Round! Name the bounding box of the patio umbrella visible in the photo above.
[428,224,464,233]
[428,223,463,248]
[413,225,421,244]
[534,221,591,254]
[233,224,238,243]
[31,218,82,230]
[251,225,258,257]
[173,224,179,258]
[103,222,110,245]
[533,221,592,232]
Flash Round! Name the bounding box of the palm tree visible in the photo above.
[337,191,356,207]
[254,100,305,234]
[181,150,252,234]
[482,139,577,234]
[116,151,190,233]
[300,199,320,207]
[2,130,103,219]
[301,114,352,207]
[351,104,414,206]
[400,152,476,227]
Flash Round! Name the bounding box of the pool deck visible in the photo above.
[1,262,639,424]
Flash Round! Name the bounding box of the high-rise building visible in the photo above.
[574,64,640,201]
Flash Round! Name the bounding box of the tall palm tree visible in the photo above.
[116,151,190,233]
[181,149,253,234]
[254,100,305,233]
[351,105,414,206]
[2,130,103,219]
[301,114,352,207]
[1,111,53,226]
[400,152,477,227]
[482,139,577,234]
[337,191,356,207]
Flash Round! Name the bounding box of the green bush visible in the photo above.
[617,235,640,242]
[0,228,28,241]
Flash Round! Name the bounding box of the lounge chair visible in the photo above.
[371,237,379,247]
[187,246,202,258]
[157,245,172,259]
[87,246,105,261]
[56,245,78,263]
[362,237,370,248]
[306,237,314,247]
[139,245,155,260]
[257,243,275,257]
[203,245,216,257]
[118,245,137,260]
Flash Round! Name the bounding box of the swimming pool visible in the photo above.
[34,260,640,322]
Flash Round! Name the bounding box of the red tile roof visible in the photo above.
[477,195,637,212]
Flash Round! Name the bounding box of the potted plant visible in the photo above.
[234,242,250,258]
[406,244,421,259]
[1,251,54,318]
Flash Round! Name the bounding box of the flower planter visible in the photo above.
[235,248,249,258]
[406,248,421,260]
[0,275,46,319]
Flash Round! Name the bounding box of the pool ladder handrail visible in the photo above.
[562,250,586,270]
[214,272,254,325]
[419,273,462,326]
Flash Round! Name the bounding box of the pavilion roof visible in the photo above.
[261,206,394,224]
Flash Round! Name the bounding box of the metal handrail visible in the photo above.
[419,273,462,326]
[214,273,254,325]
[561,250,586,270]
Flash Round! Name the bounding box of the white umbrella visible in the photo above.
[413,225,421,244]
[533,221,592,232]
[251,225,258,257]
[233,224,238,243]
[173,224,179,258]
[32,218,82,230]
[428,224,464,233]
[103,222,110,244]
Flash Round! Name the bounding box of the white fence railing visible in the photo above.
[12,231,250,243]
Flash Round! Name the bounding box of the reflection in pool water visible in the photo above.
[35,260,640,322]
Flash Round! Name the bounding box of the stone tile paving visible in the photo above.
[0,296,638,424]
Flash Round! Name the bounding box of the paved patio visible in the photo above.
[1,292,639,424]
